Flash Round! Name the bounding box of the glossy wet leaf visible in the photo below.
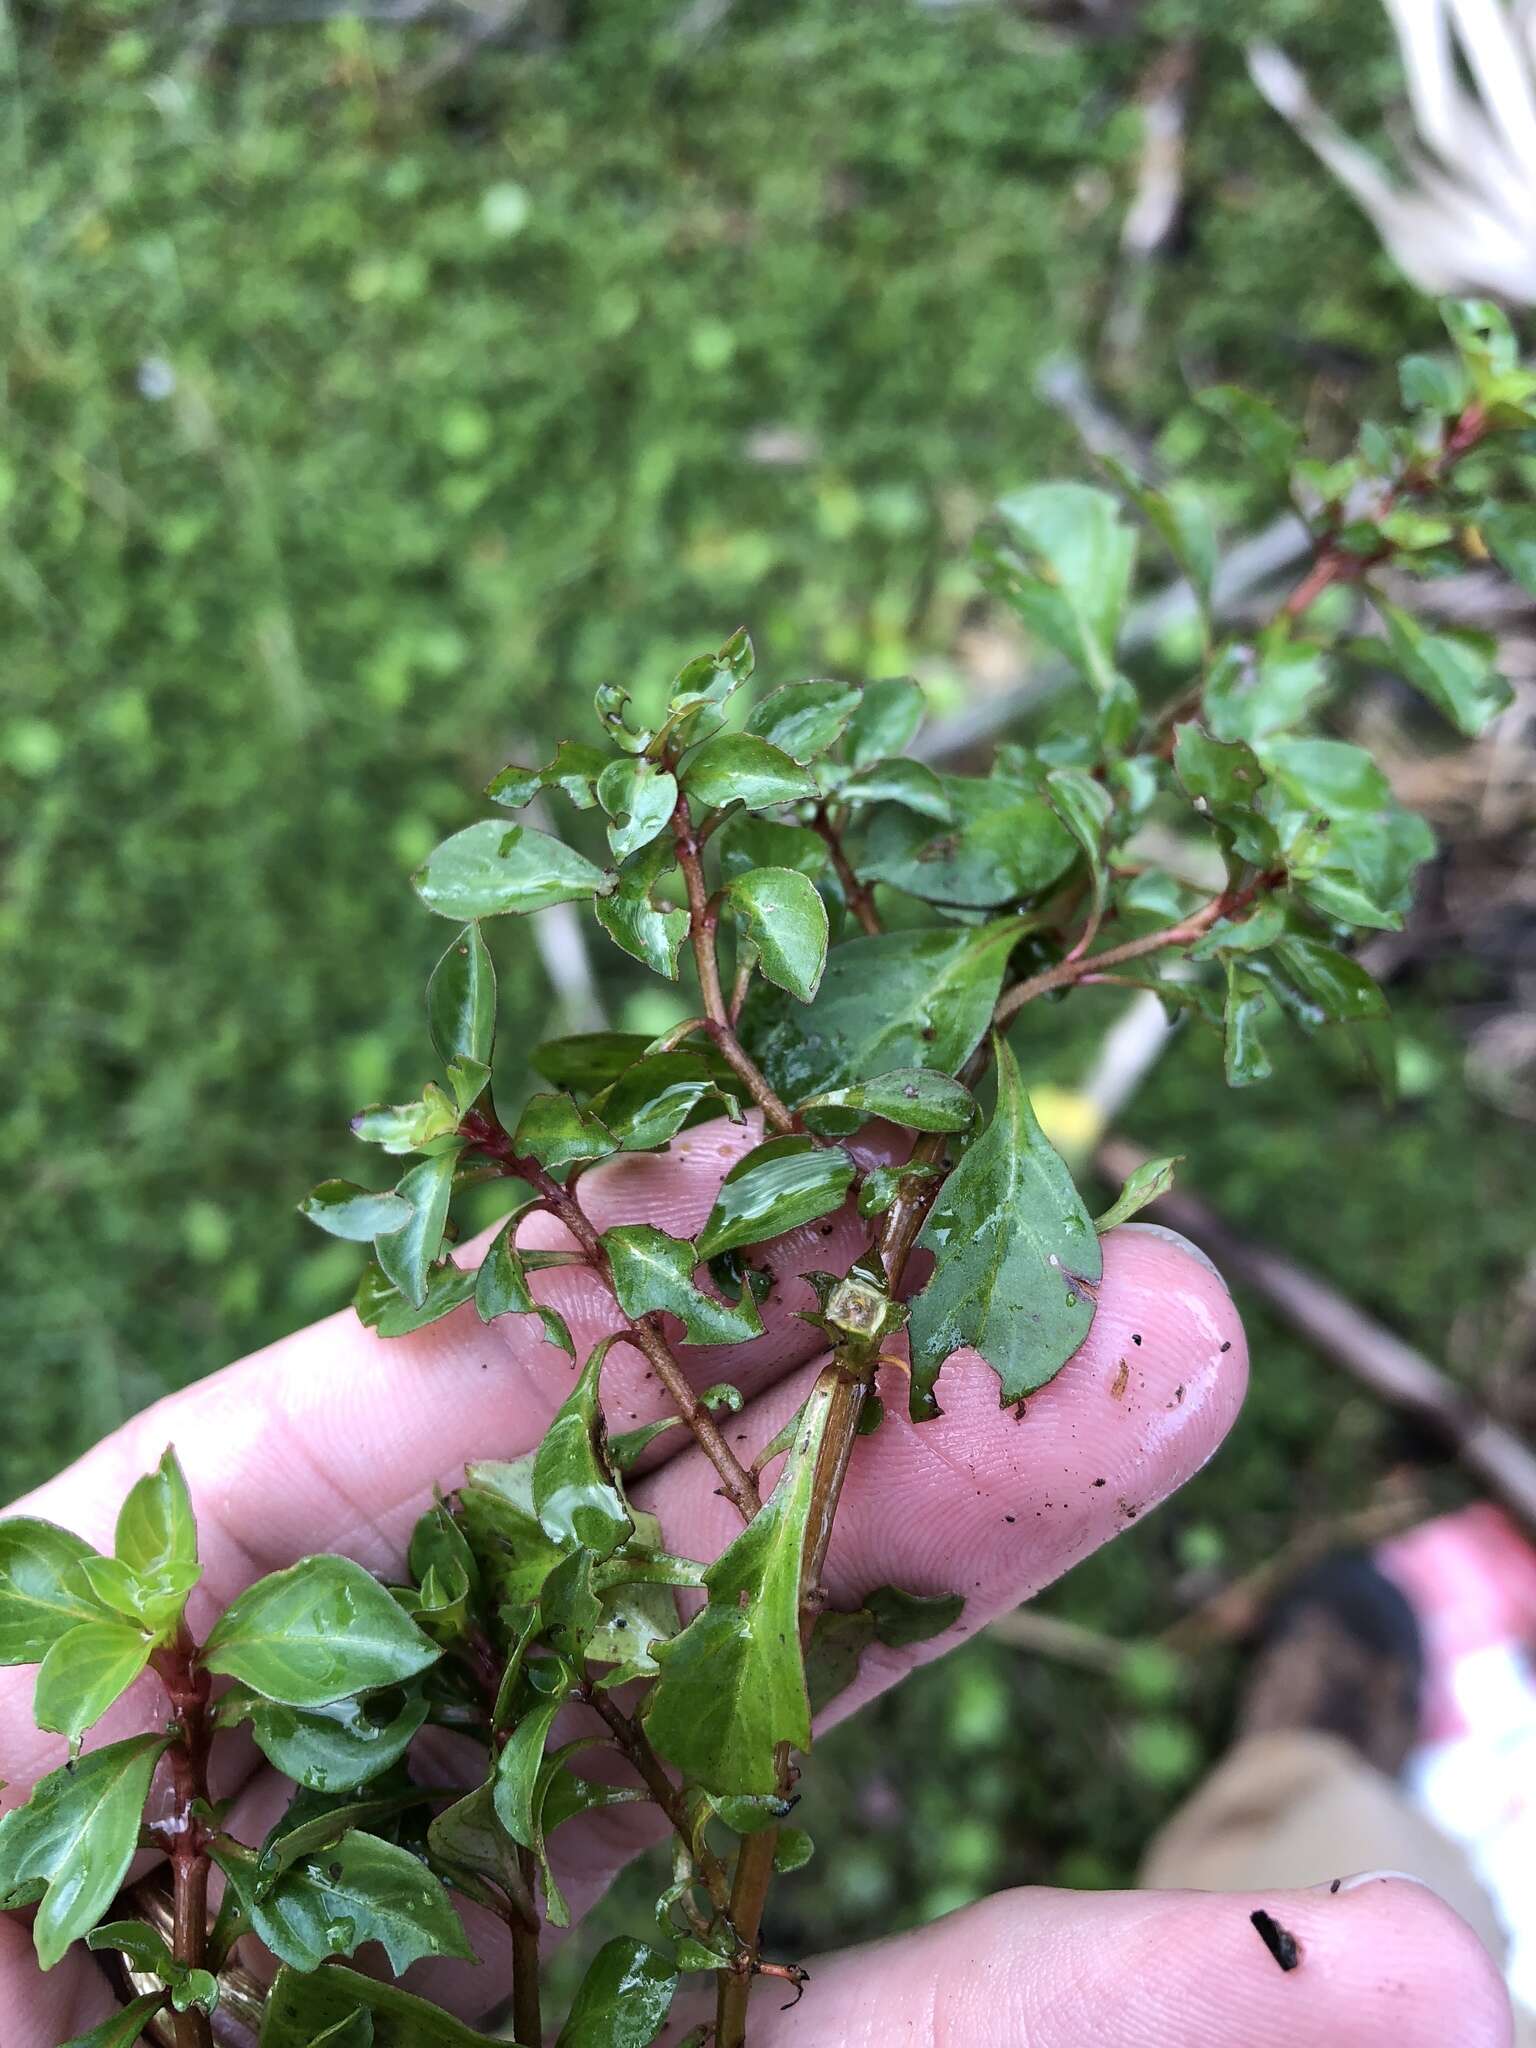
[350,1086,462,1156]
[356,1259,477,1337]
[512,1092,617,1171]
[374,1148,459,1308]
[715,812,831,884]
[856,1160,942,1217]
[59,1996,169,2048]
[533,1337,633,1560]
[1187,900,1288,959]
[837,755,952,821]
[413,820,612,921]
[0,1517,111,1664]
[657,629,754,750]
[678,732,815,811]
[34,1619,154,1744]
[1095,1155,1181,1231]
[87,1922,217,2012]
[474,1211,577,1358]
[0,1733,169,1970]
[590,1051,732,1151]
[555,1937,678,2048]
[722,865,829,1002]
[799,1068,975,1135]
[1262,736,1435,930]
[696,1137,854,1259]
[597,757,678,861]
[646,1377,833,1793]
[426,1781,524,1912]
[300,1180,415,1243]
[532,1032,661,1093]
[203,1556,440,1707]
[260,1965,498,2048]
[458,1460,566,1610]
[848,772,1077,908]
[593,836,690,980]
[743,919,1024,1101]
[427,923,497,1068]
[1041,765,1113,925]
[1272,936,1388,1023]
[602,1225,765,1345]
[218,1683,431,1793]
[1223,962,1273,1086]
[908,1036,1100,1418]
[986,483,1136,699]
[492,1695,563,1847]
[304,2016,373,2048]
[744,679,860,762]
[486,738,608,812]
[844,674,923,764]
[1361,598,1512,737]
[230,1830,472,1975]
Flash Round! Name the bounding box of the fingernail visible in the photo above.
[1313,1869,1436,1896]
[1117,1220,1225,1285]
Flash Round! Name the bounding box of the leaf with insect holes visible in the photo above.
[594,836,691,981]
[532,1336,633,1560]
[743,919,1025,1102]
[798,1068,976,1136]
[427,922,497,1068]
[216,1830,472,1976]
[87,1923,218,2015]
[696,1137,855,1259]
[908,1037,1100,1420]
[597,757,678,862]
[474,1207,577,1358]
[216,1681,430,1793]
[645,1376,834,1794]
[556,1938,679,2048]
[356,1259,477,1337]
[678,733,815,811]
[202,1556,439,1706]
[513,1092,617,1171]
[414,820,612,921]
[723,865,828,1002]
[656,629,755,751]
[0,1734,170,1970]
[848,771,1078,909]
[590,1051,737,1152]
[486,738,608,811]
[1095,1155,1181,1232]
[0,1518,113,1664]
[745,679,861,762]
[601,1225,765,1345]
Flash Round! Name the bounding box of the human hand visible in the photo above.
[0,1120,1511,2046]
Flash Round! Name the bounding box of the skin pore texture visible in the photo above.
[0,1121,1513,2047]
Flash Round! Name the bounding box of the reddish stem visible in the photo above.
[151,1637,214,2048]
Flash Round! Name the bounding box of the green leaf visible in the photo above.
[1261,736,1435,930]
[0,1517,111,1664]
[59,1995,169,2048]
[474,1210,577,1358]
[1094,1155,1180,1231]
[0,1733,169,1970]
[532,1032,663,1093]
[34,1620,154,1745]
[863,1583,966,1648]
[723,865,829,1002]
[590,1051,733,1152]
[427,1780,523,1909]
[908,1036,1101,1419]
[486,739,608,811]
[597,758,679,862]
[715,813,831,883]
[1187,900,1287,959]
[595,681,656,756]
[987,483,1136,698]
[1041,765,1113,927]
[203,1556,439,1707]
[1363,598,1512,737]
[427,923,497,1069]
[413,820,612,921]
[300,1181,415,1242]
[305,2016,373,2048]
[356,1259,477,1337]
[374,1148,459,1308]
[1399,353,1470,416]
[87,1922,218,2013]
[1271,936,1388,1023]
[533,1338,633,1560]
[856,1161,942,1217]
[844,675,924,765]
[798,1069,975,1135]
[117,1448,198,1584]
[350,1086,462,1156]
[646,1377,834,1793]
[513,1092,617,1171]
[848,772,1077,908]
[601,1225,765,1345]
[696,1137,855,1260]
[228,1829,472,1975]
[610,1384,743,1469]
[260,1965,498,2047]
[678,733,815,811]
[493,1695,563,1846]
[1223,963,1272,1086]
[458,1460,566,1610]
[217,1683,430,1793]
[742,920,1024,1101]
[656,629,754,751]
[837,756,953,821]
[1173,721,1265,809]
[1482,503,1536,596]
[1203,637,1330,744]
[744,679,860,762]
[1197,385,1301,486]
[1101,458,1216,613]
[555,1938,679,2048]
[593,836,690,981]
[1442,297,1520,382]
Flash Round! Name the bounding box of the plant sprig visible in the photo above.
[3,298,1529,2048]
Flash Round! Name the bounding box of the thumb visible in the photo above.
[692,1875,1513,2047]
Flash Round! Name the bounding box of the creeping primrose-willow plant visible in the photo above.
[4,299,1535,2048]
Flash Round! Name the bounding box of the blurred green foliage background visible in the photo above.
[3,0,1526,1959]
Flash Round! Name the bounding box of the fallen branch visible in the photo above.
[1097,1138,1536,1541]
